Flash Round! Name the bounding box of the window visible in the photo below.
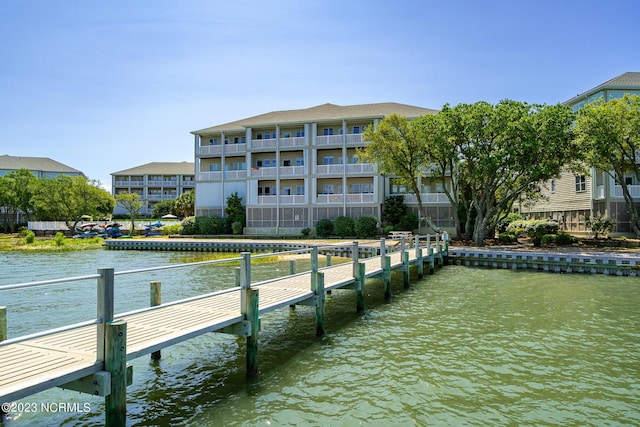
[323,128,334,136]
[256,160,263,168]
[282,132,291,138]
[625,176,634,186]
[353,126,360,134]
[296,185,305,195]
[362,183,370,193]
[282,187,291,196]
[283,160,291,167]
[296,157,304,166]
[323,184,334,194]
[209,138,219,145]
[256,133,263,140]
[241,136,246,144]
[209,164,219,171]
[323,156,334,165]
[233,137,239,144]
[550,180,556,193]
[263,159,271,167]
[224,138,229,145]
[296,129,305,137]
[352,184,360,193]
[575,175,586,192]
[435,183,444,193]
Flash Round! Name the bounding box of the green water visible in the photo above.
[1,251,639,426]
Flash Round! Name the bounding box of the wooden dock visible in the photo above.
[0,235,448,426]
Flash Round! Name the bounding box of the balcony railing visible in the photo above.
[198,145,223,155]
[400,193,450,204]
[613,185,640,198]
[346,163,375,174]
[317,135,344,145]
[251,167,278,177]
[317,164,344,175]
[279,136,306,148]
[346,133,364,144]
[251,139,277,149]
[251,166,305,177]
[147,194,177,201]
[223,143,246,154]
[225,170,246,180]
[316,193,375,204]
[182,180,195,187]
[257,195,306,205]
[198,171,222,181]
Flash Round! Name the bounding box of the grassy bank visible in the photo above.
[0,234,104,252]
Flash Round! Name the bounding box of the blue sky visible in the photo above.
[1,0,639,190]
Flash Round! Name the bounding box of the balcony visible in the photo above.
[316,163,375,175]
[199,171,222,181]
[257,195,306,205]
[198,145,223,155]
[251,165,305,177]
[613,185,640,198]
[400,193,450,204]
[346,163,375,174]
[316,193,375,204]
[317,135,344,145]
[317,164,344,175]
[147,194,177,201]
[346,133,364,145]
[279,136,306,148]
[182,180,195,187]
[251,139,277,150]
[225,170,246,180]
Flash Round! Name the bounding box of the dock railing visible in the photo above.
[0,234,448,426]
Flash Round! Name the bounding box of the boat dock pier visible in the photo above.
[0,235,448,426]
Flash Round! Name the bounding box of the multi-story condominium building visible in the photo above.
[0,154,83,178]
[191,102,455,235]
[111,161,195,217]
[521,72,640,235]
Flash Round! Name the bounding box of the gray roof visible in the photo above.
[0,155,82,174]
[112,161,195,176]
[564,72,640,105]
[192,102,438,135]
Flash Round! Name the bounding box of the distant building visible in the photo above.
[0,154,83,178]
[191,102,454,235]
[111,161,195,217]
[521,72,640,235]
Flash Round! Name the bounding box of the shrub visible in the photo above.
[555,232,578,245]
[383,225,394,236]
[355,216,378,238]
[180,216,199,235]
[541,234,556,245]
[197,216,229,235]
[497,213,523,234]
[232,221,243,235]
[507,219,558,246]
[586,213,616,239]
[301,227,311,236]
[315,219,333,237]
[54,232,65,246]
[396,213,418,232]
[497,232,517,243]
[24,229,35,244]
[383,195,407,227]
[334,216,355,237]
[18,226,30,237]
[161,224,182,235]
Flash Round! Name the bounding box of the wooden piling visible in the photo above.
[235,267,240,287]
[105,319,127,427]
[289,259,296,275]
[97,267,115,361]
[383,255,391,302]
[428,247,435,274]
[0,306,6,342]
[150,281,161,360]
[325,254,332,267]
[312,271,325,336]
[417,247,424,279]
[356,262,365,313]
[240,252,259,378]
[403,251,410,288]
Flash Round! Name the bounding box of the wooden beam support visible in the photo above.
[356,262,365,313]
[383,255,391,302]
[245,287,259,378]
[97,267,115,361]
[150,281,161,361]
[105,320,127,427]
[313,271,325,336]
[403,251,410,288]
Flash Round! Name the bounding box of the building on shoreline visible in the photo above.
[191,102,456,235]
[111,161,195,217]
[0,154,83,178]
[520,72,640,235]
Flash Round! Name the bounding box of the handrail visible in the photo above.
[0,319,100,347]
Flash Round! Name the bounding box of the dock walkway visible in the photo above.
[0,235,448,425]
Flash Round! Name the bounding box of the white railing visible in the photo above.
[346,133,364,144]
[198,145,223,155]
[257,195,306,205]
[346,163,375,174]
[225,170,247,180]
[182,181,195,187]
[316,194,344,204]
[198,171,222,181]
[317,135,344,145]
[251,167,278,177]
[613,185,640,198]
[147,194,177,201]
[279,137,306,147]
[280,166,305,176]
[251,139,277,149]
[317,164,344,175]
[223,144,246,154]
[401,193,450,204]
[346,193,375,203]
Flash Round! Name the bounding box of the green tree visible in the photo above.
[0,169,37,231]
[116,193,143,236]
[382,195,407,227]
[359,113,433,233]
[428,100,579,245]
[576,95,640,236]
[225,192,245,227]
[174,191,194,218]
[31,175,115,230]
[152,198,176,218]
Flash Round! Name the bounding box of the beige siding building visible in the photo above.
[191,102,452,235]
[111,162,195,217]
[521,72,640,234]
[0,155,83,178]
